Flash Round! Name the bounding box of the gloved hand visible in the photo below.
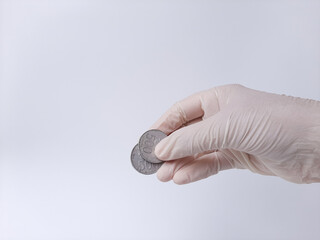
[151,84,320,184]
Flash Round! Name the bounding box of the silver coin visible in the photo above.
[131,144,163,175]
[138,129,167,164]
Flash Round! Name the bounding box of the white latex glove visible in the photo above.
[151,84,320,184]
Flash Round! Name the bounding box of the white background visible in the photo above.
[0,1,320,239]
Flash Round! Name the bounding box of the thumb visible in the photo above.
[155,112,231,160]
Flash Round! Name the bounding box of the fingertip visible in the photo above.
[156,165,173,182]
[156,172,171,182]
[155,140,168,160]
[173,171,191,185]
[154,144,162,158]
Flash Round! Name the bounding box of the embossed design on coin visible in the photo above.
[138,129,167,164]
[131,144,163,175]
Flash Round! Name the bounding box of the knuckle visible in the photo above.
[170,101,187,124]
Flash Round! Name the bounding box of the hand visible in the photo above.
[151,84,320,184]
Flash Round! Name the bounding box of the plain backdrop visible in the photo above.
[0,1,320,240]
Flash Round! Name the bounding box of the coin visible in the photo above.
[138,129,167,164]
[131,144,163,175]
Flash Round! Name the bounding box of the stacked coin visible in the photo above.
[131,129,167,175]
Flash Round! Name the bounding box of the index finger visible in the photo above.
[150,88,220,135]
